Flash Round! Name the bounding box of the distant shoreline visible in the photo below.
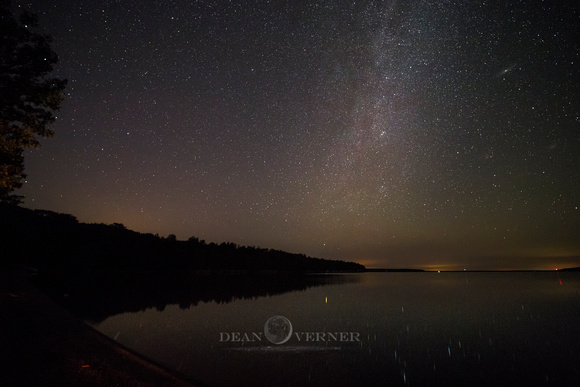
[365,268,580,272]
[365,268,425,272]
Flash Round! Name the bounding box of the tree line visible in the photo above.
[0,204,365,273]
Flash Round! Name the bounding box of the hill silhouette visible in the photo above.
[0,204,365,273]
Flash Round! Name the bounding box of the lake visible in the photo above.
[41,272,580,386]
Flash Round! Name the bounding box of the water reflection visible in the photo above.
[33,272,580,386]
[31,272,361,323]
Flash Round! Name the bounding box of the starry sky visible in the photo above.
[16,0,579,270]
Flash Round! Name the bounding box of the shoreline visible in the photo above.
[0,270,197,386]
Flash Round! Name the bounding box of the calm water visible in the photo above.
[85,272,580,386]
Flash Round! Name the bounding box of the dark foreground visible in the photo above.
[0,271,195,387]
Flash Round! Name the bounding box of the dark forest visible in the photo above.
[1,204,365,273]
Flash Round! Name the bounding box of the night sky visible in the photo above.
[16,1,579,270]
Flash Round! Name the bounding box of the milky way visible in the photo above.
[17,0,579,269]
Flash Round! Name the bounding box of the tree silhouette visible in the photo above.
[0,1,66,204]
